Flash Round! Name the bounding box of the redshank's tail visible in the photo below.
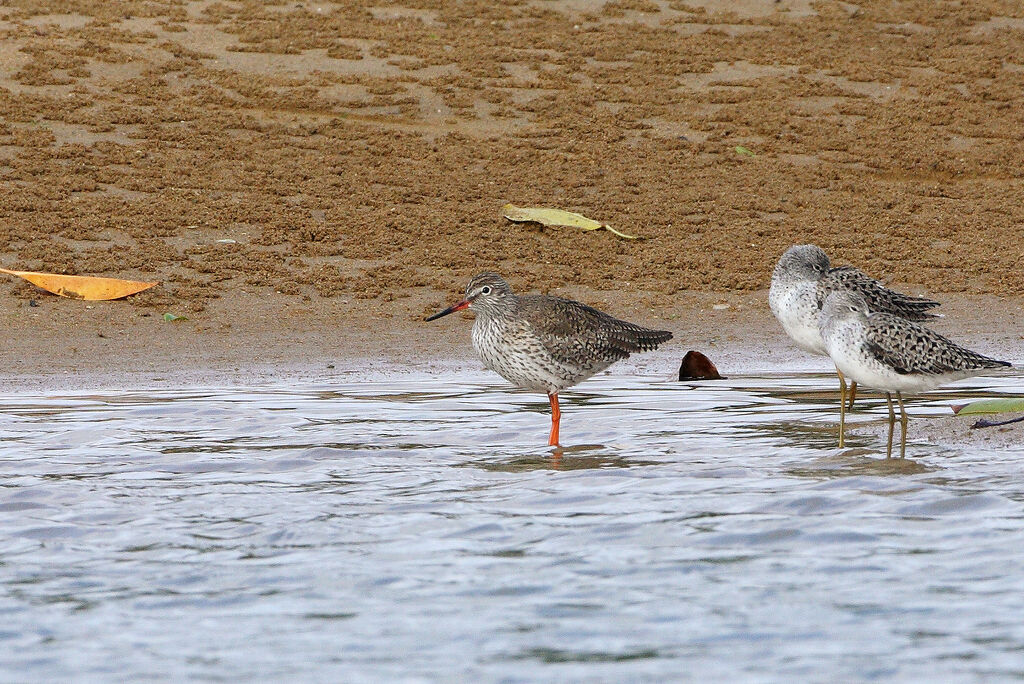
[610,323,673,354]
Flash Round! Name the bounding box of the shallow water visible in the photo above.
[2,371,1024,681]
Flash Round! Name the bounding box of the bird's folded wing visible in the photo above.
[864,314,1000,375]
[520,296,670,363]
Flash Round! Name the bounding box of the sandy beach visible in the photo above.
[0,0,1020,390]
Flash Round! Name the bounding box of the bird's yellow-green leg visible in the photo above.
[847,381,858,411]
[884,392,896,459]
[837,368,847,448]
[896,392,908,459]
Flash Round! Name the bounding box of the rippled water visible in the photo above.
[2,371,1024,681]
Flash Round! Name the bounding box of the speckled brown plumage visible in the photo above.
[461,273,672,394]
[515,294,673,364]
[426,272,673,446]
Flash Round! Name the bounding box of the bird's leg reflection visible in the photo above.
[896,391,908,459]
[837,368,847,448]
[885,392,896,459]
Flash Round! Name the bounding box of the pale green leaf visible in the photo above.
[502,203,638,240]
[951,398,1024,415]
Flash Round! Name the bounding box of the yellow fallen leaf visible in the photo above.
[502,203,639,240]
[0,268,158,300]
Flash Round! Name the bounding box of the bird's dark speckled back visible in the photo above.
[864,312,1010,375]
[515,295,673,368]
[818,266,940,321]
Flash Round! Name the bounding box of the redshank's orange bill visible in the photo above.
[425,300,469,321]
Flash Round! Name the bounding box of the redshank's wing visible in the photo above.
[518,295,672,365]
[820,266,940,321]
[863,313,1010,375]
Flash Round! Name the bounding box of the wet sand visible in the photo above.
[849,412,1024,452]
[0,284,1018,390]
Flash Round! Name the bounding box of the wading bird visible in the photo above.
[426,272,672,446]
[819,289,1009,458]
[770,244,941,445]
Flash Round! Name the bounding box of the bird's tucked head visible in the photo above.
[425,272,515,322]
[819,289,870,326]
[773,244,831,283]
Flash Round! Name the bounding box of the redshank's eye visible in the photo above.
[481,286,492,295]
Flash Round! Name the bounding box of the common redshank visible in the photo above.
[426,272,673,446]
[769,244,941,445]
[819,289,1010,458]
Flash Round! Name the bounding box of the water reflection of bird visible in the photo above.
[769,244,941,446]
[819,289,1010,458]
[426,272,672,447]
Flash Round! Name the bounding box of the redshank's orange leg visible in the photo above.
[547,392,560,446]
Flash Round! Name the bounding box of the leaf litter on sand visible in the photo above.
[0,268,157,300]
[501,203,639,240]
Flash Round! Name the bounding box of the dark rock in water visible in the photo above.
[678,350,724,381]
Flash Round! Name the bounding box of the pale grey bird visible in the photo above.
[769,244,941,445]
[426,272,672,446]
[819,289,1010,457]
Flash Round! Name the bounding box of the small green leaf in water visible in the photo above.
[163,313,188,322]
[734,146,755,157]
[951,398,1024,415]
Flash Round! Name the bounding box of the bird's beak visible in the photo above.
[425,299,470,321]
